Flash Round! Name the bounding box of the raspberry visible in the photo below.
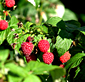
[5,0,15,8]
[60,51,71,63]
[42,52,54,64]
[0,20,8,30]
[21,42,34,55]
[38,40,50,53]
[25,54,37,63]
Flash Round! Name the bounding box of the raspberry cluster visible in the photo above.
[21,37,54,64]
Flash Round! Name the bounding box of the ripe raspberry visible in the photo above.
[0,20,8,30]
[21,42,34,55]
[38,40,50,53]
[25,54,37,63]
[42,52,54,64]
[5,0,15,8]
[60,51,71,63]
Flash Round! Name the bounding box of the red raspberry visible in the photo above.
[60,51,71,63]
[38,40,50,53]
[25,54,37,63]
[0,20,8,30]
[5,0,15,8]
[42,52,54,64]
[21,42,34,55]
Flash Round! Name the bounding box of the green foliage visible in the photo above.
[0,0,85,82]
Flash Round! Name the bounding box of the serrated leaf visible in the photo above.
[65,53,85,70]
[0,49,9,62]
[26,61,59,75]
[5,63,29,77]
[24,74,41,82]
[56,36,72,56]
[47,17,62,26]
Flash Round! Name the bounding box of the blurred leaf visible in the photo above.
[26,61,59,75]
[48,0,59,3]
[46,8,56,14]
[0,49,9,62]
[63,9,77,21]
[50,67,66,81]
[34,0,40,8]
[8,74,23,82]
[47,17,61,26]
[56,36,72,56]
[65,53,85,70]
[65,20,81,27]
[24,74,41,82]
[5,63,29,77]
[77,26,85,35]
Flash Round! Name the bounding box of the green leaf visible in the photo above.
[40,25,48,33]
[8,74,23,82]
[0,49,9,62]
[0,28,10,45]
[5,63,29,77]
[34,0,40,8]
[77,26,85,35]
[65,53,85,70]
[65,20,81,27]
[9,16,18,28]
[24,74,41,82]
[56,36,72,56]
[50,67,66,81]
[47,17,62,26]
[57,20,66,30]
[7,31,15,45]
[48,0,59,2]
[74,66,80,78]
[26,61,58,75]
[25,22,33,30]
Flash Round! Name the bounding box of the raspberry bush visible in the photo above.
[0,0,85,82]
